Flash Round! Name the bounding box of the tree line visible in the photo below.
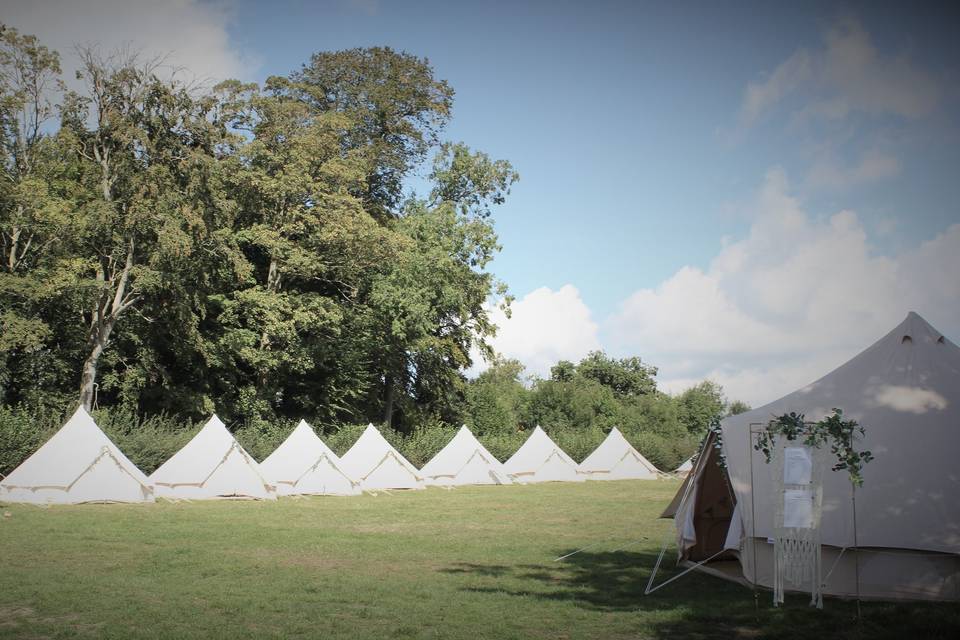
[0,26,746,472]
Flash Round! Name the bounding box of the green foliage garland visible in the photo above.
[754,409,874,486]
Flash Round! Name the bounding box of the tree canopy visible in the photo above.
[0,25,747,472]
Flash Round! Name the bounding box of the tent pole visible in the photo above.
[749,425,759,616]
[852,482,861,620]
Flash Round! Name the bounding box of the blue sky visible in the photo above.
[6,0,960,405]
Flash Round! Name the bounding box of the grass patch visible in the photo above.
[1,480,957,639]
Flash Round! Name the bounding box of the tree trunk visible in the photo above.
[77,237,136,410]
[382,373,395,428]
[78,340,105,411]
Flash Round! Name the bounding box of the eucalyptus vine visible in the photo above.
[755,409,874,486]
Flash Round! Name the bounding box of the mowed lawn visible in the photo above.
[1,480,958,639]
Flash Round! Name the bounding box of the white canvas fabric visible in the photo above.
[579,427,660,480]
[669,312,960,601]
[0,407,153,504]
[419,425,511,486]
[259,420,360,496]
[503,425,584,483]
[338,424,424,490]
[675,457,693,475]
[149,415,275,500]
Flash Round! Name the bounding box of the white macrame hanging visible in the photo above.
[772,439,827,608]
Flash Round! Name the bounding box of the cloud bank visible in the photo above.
[485,169,960,407]
[484,285,600,378]
[608,169,960,405]
[2,0,258,87]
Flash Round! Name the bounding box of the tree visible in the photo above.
[292,47,454,220]
[465,358,528,435]
[727,399,751,416]
[0,26,70,404]
[60,49,229,410]
[206,76,397,424]
[576,351,658,397]
[676,380,725,435]
[369,143,516,429]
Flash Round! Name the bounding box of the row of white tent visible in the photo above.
[0,411,663,504]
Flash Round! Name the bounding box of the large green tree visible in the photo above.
[292,47,454,220]
[58,50,232,410]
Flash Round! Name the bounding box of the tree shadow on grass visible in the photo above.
[439,551,960,640]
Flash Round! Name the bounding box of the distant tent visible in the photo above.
[259,420,360,496]
[580,427,660,480]
[149,415,275,500]
[420,425,512,486]
[664,312,960,602]
[338,424,424,490]
[503,425,584,483]
[675,457,694,476]
[0,407,153,504]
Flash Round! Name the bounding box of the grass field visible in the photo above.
[1,480,957,639]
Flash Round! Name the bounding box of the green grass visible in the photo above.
[1,480,957,639]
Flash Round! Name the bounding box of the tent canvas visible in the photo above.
[675,457,693,475]
[338,424,424,490]
[666,312,960,601]
[419,425,512,486]
[149,415,275,500]
[580,427,660,480]
[259,420,360,496]
[503,425,584,483]
[0,407,153,504]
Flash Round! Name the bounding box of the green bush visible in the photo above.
[0,405,62,477]
[324,423,369,458]
[234,419,293,463]
[477,430,526,463]
[549,426,606,463]
[400,418,456,468]
[94,406,202,475]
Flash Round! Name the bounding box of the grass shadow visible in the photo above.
[441,550,960,640]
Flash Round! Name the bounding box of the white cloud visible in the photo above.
[806,148,901,190]
[482,285,600,378]
[740,16,941,126]
[608,169,960,406]
[740,49,811,127]
[2,0,258,89]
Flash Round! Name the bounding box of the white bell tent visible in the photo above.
[663,312,960,602]
[338,424,424,490]
[0,407,153,504]
[674,457,693,476]
[149,415,275,500]
[419,425,512,486]
[503,425,584,483]
[259,420,360,496]
[579,427,660,480]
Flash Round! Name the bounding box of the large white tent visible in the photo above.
[579,427,660,480]
[149,415,275,500]
[259,420,360,496]
[419,425,511,486]
[0,407,153,504]
[338,424,424,490]
[665,312,960,601]
[503,425,584,483]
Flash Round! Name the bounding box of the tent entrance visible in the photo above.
[688,443,737,562]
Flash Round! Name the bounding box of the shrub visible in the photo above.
[94,406,201,475]
[549,426,606,463]
[233,419,293,463]
[400,418,456,468]
[477,430,526,463]
[324,423,369,458]
[0,405,62,477]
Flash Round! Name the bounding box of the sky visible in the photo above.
[5,0,960,406]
